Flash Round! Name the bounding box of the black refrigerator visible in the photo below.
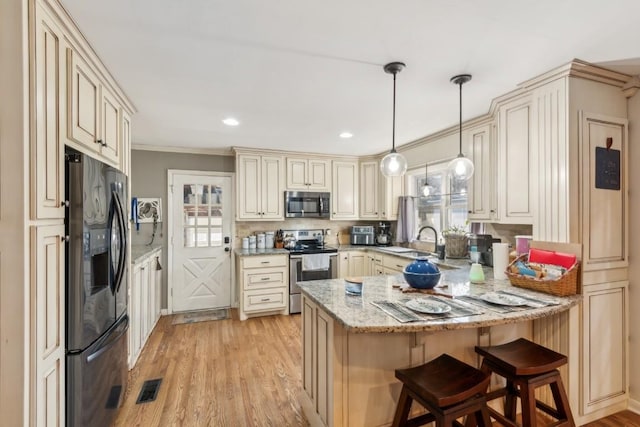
[65,148,129,427]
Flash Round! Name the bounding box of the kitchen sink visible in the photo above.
[402,252,459,270]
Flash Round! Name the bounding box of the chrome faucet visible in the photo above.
[417,226,438,253]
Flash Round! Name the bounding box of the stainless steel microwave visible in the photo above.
[285,191,330,218]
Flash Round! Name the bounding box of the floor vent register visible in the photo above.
[136,378,162,404]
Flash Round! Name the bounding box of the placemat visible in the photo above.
[457,295,530,313]
[497,289,560,307]
[373,297,484,323]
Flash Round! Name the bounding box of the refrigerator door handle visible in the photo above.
[110,191,128,294]
[86,315,129,364]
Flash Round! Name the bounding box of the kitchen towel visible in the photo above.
[302,254,330,271]
[395,196,416,243]
[493,242,510,280]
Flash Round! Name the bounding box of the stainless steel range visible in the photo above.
[285,229,338,314]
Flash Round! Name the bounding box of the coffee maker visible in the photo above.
[467,234,500,266]
[376,221,392,246]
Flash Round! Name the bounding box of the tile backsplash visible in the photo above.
[235,219,386,246]
[483,223,533,249]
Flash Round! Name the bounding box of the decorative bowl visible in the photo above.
[403,257,441,289]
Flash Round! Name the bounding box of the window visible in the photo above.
[407,162,469,243]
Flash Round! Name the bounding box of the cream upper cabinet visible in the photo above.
[286,157,331,191]
[33,5,66,220]
[380,174,404,220]
[236,153,284,220]
[359,161,404,220]
[99,86,120,164]
[359,161,379,219]
[67,48,124,168]
[497,96,533,224]
[121,109,131,175]
[466,123,496,221]
[67,49,100,151]
[331,160,358,220]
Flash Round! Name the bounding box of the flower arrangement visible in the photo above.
[442,224,469,258]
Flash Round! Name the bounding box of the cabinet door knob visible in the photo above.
[61,200,70,207]
[468,210,472,214]
[490,209,496,213]
[224,247,230,252]
[60,235,69,242]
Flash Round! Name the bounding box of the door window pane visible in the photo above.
[182,181,225,247]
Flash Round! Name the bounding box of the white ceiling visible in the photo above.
[60,0,640,156]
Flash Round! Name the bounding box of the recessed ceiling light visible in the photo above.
[339,132,353,139]
[222,117,239,126]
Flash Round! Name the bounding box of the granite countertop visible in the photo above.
[131,244,162,264]
[298,265,581,333]
[234,248,289,256]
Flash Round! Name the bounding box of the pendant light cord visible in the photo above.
[392,71,397,152]
[458,80,462,155]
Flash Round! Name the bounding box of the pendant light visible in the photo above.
[422,163,434,197]
[447,74,474,181]
[380,62,408,177]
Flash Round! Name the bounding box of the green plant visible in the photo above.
[442,224,468,237]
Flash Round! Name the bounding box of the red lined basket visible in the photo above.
[505,254,579,296]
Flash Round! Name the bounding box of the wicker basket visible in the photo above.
[505,254,579,296]
[443,234,468,258]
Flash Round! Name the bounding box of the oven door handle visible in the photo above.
[289,254,337,260]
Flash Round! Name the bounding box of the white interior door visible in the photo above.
[169,172,232,312]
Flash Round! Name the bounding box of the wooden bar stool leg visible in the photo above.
[504,379,518,421]
[392,386,413,427]
[519,383,537,427]
[549,376,575,425]
[474,407,493,427]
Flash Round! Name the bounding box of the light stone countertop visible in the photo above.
[234,248,289,256]
[131,244,162,264]
[298,266,581,333]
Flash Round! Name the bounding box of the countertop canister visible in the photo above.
[493,242,510,280]
[257,233,266,249]
[265,231,275,248]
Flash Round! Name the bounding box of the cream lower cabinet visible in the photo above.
[581,281,628,415]
[237,254,288,321]
[331,160,358,220]
[129,249,162,368]
[382,254,410,274]
[32,224,65,427]
[236,153,284,220]
[337,251,366,278]
[368,253,384,276]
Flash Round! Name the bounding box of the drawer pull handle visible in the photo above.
[396,264,404,268]
[261,298,270,302]
[261,261,270,264]
[261,277,270,281]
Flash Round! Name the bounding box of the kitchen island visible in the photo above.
[298,267,580,427]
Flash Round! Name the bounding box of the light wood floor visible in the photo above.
[115,310,639,427]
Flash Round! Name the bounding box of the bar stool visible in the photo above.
[475,338,575,427]
[392,353,492,427]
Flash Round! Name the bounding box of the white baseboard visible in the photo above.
[629,397,640,414]
[160,309,169,316]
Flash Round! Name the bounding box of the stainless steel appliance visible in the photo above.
[376,221,392,246]
[350,225,376,246]
[286,229,338,313]
[65,148,129,427]
[467,234,500,266]
[284,191,330,218]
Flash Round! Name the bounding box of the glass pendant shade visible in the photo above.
[380,151,408,177]
[449,74,474,181]
[380,62,407,178]
[447,154,474,181]
[422,183,433,197]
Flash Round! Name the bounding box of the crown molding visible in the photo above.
[132,144,234,156]
[622,75,640,98]
[232,146,358,161]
